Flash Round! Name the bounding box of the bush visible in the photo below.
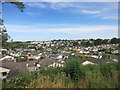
[64,57,86,81]
[85,64,97,71]
[40,56,45,59]
[81,55,88,59]
[2,51,7,55]
[99,61,116,78]
[2,71,37,88]
[40,66,63,77]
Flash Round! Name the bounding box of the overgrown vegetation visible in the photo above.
[2,57,118,88]
[64,57,86,81]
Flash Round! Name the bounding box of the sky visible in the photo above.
[2,2,118,41]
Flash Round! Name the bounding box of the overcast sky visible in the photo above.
[3,2,118,41]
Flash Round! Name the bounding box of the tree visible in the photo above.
[3,1,25,12]
[64,57,86,81]
[86,41,93,46]
[94,39,102,45]
[73,42,79,46]
[52,50,57,54]
[0,26,10,47]
[99,61,116,78]
[81,42,86,46]
[40,56,45,59]
[0,1,25,47]
[110,37,118,44]
[102,39,108,44]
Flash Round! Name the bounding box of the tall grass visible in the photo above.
[2,57,118,88]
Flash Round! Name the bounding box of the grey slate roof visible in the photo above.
[1,59,28,79]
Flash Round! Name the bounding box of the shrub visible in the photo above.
[40,66,63,77]
[40,56,45,59]
[99,61,116,78]
[85,64,97,71]
[81,55,88,59]
[2,71,37,88]
[64,57,86,81]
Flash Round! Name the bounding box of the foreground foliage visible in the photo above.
[2,57,118,88]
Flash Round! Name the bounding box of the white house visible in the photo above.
[34,56,40,60]
[82,61,94,66]
[0,56,14,61]
[90,55,99,59]
[0,67,10,79]
[0,49,7,51]
[48,63,64,67]
[79,51,84,54]
[57,55,62,59]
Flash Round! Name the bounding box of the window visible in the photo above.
[2,72,7,76]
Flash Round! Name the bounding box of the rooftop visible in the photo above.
[0,67,10,73]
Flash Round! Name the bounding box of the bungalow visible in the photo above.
[34,55,40,60]
[26,61,39,72]
[0,67,10,79]
[0,49,7,52]
[92,48,98,52]
[2,60,28,79]
[0,56,14,61]
[89,55,98,59]
[61,60,65,63]
[48,63,63,67]
[111,50,119,54]
[48,55,62,60]
[28,56,36,60]
[83,51,89,54]
[79,50,84,54]
[82,61,94,66]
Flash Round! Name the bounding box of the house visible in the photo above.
[0,49,7,52]
[61,60,65,63]
[110,55,119,61]
[2,59,28,79]
[71,53,75,56]
[48,55,62,60]
[37,64,41,69]
[0,67,10,79]
[111,50,119,54]
[83,51,89,54]
[113,59,118,62]
[34,55,40,60]
[82,61,94,66]
[92,48,98,52]
[89,55,98,59]
[48,63,64,67]
[28,56,36,60]
[79,50,84,54]
[39,58,54,68]
[57,55,62,59]
[0,56,14,61]
[25,60,38,71]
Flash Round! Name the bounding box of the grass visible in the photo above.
[2,57,118,88]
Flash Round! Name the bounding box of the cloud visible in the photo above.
[46,25,117,34]
[25,2,118,20]
[27,2,47,8]
[5,24,117,34]
[5,25,29,28]
[26,2,85,9]
[103,16,118,20]
[49,2,85,10]
[25,12,41,16]
[81,10,101,14]
[6,24,117,41]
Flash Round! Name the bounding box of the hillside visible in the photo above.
[2,57,118,88]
